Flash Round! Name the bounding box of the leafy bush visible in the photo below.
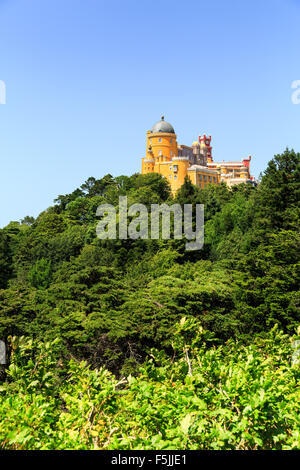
[0,321,299,450]
[28,259,52,289]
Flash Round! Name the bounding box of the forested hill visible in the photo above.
[0,149,299,376]
[0,149,299,450]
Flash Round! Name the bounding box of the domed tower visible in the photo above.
[147,116,177,163]
[142,116,178,174]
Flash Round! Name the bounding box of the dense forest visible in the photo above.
[0,148,299,450]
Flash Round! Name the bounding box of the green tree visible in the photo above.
[28,259,52,289]
[0,230,12,289]
[255,148,300,231]
[175,176,198,204]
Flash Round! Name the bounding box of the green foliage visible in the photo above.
[175,176,198,204]
[21,216,35,226]
[0,150,299,363]
[255,148,300,231]
[0,230,12,289]
[0,325,299,450]
[28,258,52,289]
[0,149,299,449]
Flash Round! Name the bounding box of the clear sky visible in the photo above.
[0,0,299,227]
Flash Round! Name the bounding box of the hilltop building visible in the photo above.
[141,116,254,193]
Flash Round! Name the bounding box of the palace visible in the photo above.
[141,116,255,193]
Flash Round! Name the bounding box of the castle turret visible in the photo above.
[192,141,200,155]
[199,134,212,163]
[148,116,177,163]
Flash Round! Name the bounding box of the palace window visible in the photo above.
[169,175,172,180]
[159,150,162,156]
[158,137,162,142]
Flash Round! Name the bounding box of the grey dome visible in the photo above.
[151,116,175,134]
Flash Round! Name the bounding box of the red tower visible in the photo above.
[199,134,213,163]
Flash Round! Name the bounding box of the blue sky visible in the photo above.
[0,0,299,227]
